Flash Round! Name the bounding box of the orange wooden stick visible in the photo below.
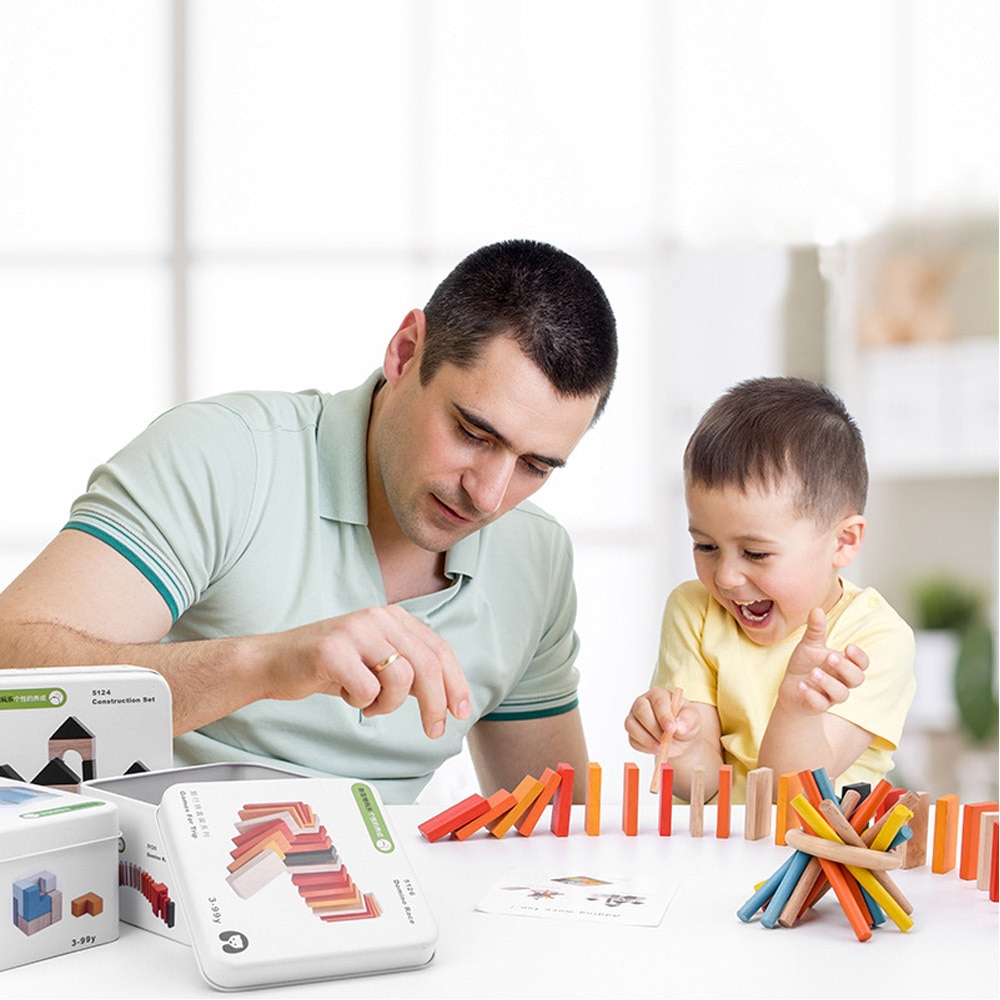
[649,687,684,793]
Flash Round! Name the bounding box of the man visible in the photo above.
[0,239,617,803]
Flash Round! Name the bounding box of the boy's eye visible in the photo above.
[744,550,770,561]
[692,542,717,554]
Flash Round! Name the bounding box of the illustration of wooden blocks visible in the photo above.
[516,767,562,837]
[418,793,490,842]
[622,762,639,836]
[744,766,773,841]
[71,892,104,917]
[584,762,601,836]
[549,762,575,837]
[960,801,999,880]
[225,847,287,899]
[932,793,960,874]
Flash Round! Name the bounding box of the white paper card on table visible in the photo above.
[475,868,679,926]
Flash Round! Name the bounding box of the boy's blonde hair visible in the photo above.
[684,376,868,527]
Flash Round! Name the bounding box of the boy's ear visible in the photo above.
[832,514,866,568]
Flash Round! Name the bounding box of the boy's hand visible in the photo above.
[625,687,700,759]
[781,607,868,715]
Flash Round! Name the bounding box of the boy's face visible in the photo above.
[685,478,862,646]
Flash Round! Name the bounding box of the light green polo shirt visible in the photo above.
[66,371,581,802]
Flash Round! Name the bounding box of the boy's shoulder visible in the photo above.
[833,580,914,641]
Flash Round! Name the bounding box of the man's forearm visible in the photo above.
[0,621,263,736]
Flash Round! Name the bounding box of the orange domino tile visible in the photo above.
[775,772,801,846]
[658,763,674,836]
[489,776,543,839]
[454,789,518,841]
[239,801,313,828]
[550,762,575,837]
[584,762,602,837]
[932,793,960,874]
[516,767,562,837]
[716,764,732,839]
[621,763,639,836]
[418,793,490,843]
[960,801,1000,880]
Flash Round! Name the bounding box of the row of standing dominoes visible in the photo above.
[416,761,999,899]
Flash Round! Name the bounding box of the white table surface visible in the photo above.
[6,803,998,1000]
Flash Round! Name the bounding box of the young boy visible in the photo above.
[625,376,915,803]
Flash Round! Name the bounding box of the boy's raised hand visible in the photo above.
[624,687,700,758]
[782,607,869,715]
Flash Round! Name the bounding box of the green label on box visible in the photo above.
[22,800,105,819]
[0,687,68,710]
[351,782,395,854]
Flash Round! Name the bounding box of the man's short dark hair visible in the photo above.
[684,376,868,526]
[420,239,618,420]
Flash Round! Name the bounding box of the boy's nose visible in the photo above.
[715,557,746,590]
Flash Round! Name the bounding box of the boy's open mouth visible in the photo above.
[735,600,774,624]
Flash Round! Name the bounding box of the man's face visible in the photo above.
[375,334,599,553]
[685,478,847,645]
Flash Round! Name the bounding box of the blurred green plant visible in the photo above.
[912,575,998,744]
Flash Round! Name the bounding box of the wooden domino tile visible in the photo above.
[622,762,639,836]
[657,763,674,836]
[977,812,999,890]
[453,789,517,841]
[960,801,1000,880]
[744,766,773,841]
[716,764,732,839]
[689,765,705,837]
[418,793,490,843]
[932,793,960,874]
[489,776,543,839]
[549,762,575,837]
[584,762,602,837]
[516,767,562,837]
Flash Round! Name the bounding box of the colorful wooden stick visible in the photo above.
[649,687,684,793]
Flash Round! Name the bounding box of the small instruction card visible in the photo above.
[475,869,679,926]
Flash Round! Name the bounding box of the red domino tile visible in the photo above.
[418,793,490,842]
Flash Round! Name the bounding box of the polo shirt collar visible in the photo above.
[316,369,481,580]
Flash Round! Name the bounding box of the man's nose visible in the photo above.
[463,452,517,515]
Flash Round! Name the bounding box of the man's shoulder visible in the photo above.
[178,389,328,433]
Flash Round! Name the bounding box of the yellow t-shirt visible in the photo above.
[652,578,916,803]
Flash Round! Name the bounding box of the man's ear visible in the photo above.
[832,514,866,568]
[383,309,426,385]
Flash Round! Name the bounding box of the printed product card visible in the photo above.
[156,778,437,991]
[476,869,680,926]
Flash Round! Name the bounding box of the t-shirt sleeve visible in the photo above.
[651,580,718,705]
[65,400,258,622]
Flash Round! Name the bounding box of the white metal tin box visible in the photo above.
[0,665,172,790]
[0,778,119,972]
[82,762,301,944]
[155,777,438,991]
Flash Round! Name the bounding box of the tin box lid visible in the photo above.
[0,778,119,859]
[155,777,438,991]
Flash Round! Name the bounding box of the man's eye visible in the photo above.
[520,459,551,480]
[458,424,486,444]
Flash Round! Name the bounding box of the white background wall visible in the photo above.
[0,1,996,801]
